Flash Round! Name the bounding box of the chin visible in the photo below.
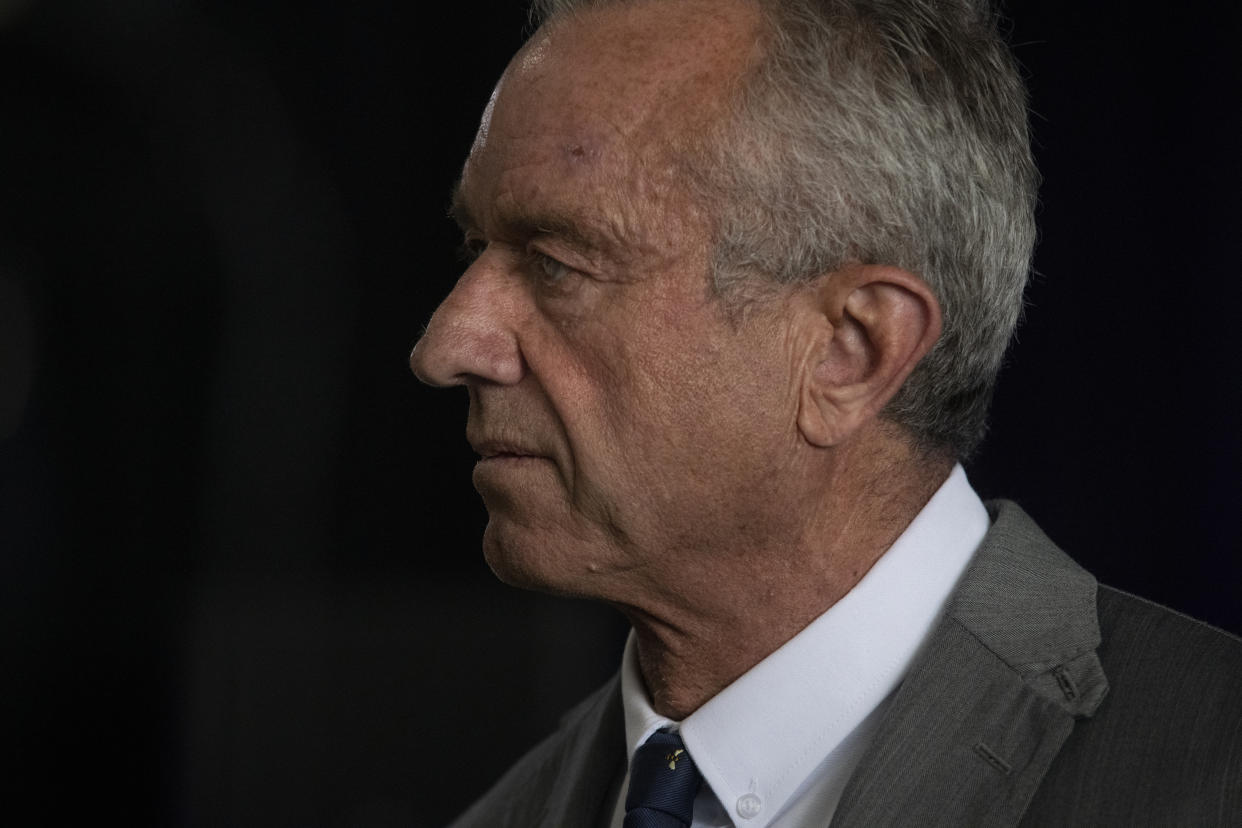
[480,518,605,598]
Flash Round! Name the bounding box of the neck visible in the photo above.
[621,435,953,719]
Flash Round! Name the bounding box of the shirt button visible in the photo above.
[736,793,763,820]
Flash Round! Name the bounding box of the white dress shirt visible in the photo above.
[609,464,991,827]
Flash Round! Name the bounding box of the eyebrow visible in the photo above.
[448,179,622,258]
[447,180,476,233]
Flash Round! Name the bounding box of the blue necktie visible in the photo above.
[623,729,702,828]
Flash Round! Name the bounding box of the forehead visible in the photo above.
[455,0,762,244]
[510,1,759,142]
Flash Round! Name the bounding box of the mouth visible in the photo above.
[469,438,557,496]
[471,441,546,462]
[478,452,540,462]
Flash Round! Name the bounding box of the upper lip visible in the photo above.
[470,439,543,459]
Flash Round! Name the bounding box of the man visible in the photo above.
[411,0,1242,825]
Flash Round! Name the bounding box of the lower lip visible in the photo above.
[474,454,550,484]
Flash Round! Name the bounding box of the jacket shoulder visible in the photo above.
[1096,583,1242,669]
[1024,586,1242,825]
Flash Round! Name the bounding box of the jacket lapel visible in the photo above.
[831,501,1109,827]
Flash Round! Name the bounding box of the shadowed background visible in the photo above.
[1,1,1239,825]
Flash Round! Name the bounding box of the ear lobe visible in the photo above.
[796,265,942,447]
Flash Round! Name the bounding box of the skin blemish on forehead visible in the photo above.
[564,142,604,165]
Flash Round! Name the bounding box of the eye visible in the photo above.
[529,251,574,286]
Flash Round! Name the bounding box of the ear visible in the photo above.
[795,264,942,447]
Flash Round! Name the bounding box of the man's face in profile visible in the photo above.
[411,1,810,610]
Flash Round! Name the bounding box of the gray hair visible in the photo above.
[530,0,1038,459]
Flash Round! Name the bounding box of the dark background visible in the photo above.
[2,0,1239,825]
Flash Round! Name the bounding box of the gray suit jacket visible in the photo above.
[451,501,1242,826]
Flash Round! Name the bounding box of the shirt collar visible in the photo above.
[620,463,989,825]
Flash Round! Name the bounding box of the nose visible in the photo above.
[409,259,525,387]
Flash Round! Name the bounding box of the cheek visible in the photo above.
[529,336,675,515]
[624,324,796,475]
[536,288,785,490]
[595,343,736,494]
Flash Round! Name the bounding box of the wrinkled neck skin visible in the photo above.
[618,428,953,720]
